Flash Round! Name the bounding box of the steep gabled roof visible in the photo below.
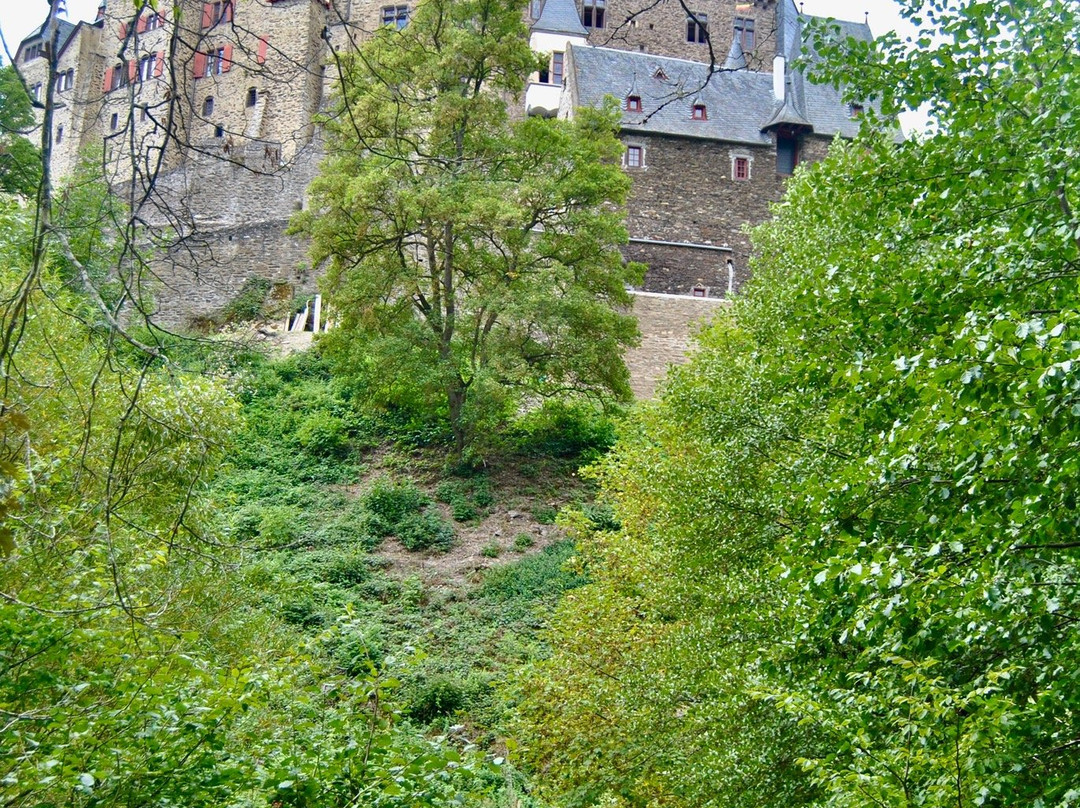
[18,17,79,58]
[532,0,587,37]
[568,46,863,145]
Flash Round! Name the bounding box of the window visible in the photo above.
[139,54,156,81]
[539,52,563,86]
[140,106,149,122]
[691,103,707,120]
[109,62,129,91]
[214,124,225,137]
[203,96,214,116]
[56,125,63,143]
[31,83,42,102]
[626,95,642,112]
[625,144,643,168]
[776,135,798,174]
[848,102,864,118]
[582,0,604,29]
[381,5,409,29]
[110,113,119,130]
[247,87,258,107]
[64,69,75,90]
[145,12,162,30]
[653,67,667,80]
[734,17,755,50]
[24,42,43,63]
[203,1,232,29]
[733,156,749,180]
[205,47,226,76]
[686,12,707,44]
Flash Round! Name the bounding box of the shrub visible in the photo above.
[481,542,501,558]
[396,508,454,552]
[513,532,534,551]
[449,496,478,522]
[531,504,558,525]
[510,400,618,462]
[582,502,621,532]
[405,676,467,724]
[334,626,384,675]
[364,476,429,526]
[294,411,351,459]
[279,597,324,628]
[220,276,272,323]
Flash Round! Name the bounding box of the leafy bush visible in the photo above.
[530,504,558,525]
[481,542,501,558]
[509,400,618,462]
[582,502,621,532]
[405,676,467,724]
[220,276,272,323]
[364,476,429,526]
[278,597,324,628]
[396,508,455,552]
[513,532,535,551]
[333,626,384,675]
[294,411,351,459]
[477,541,587,619]
[435,477,493,522]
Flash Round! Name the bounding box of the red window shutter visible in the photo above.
[224,1,234,22]
[193,51,206,79]
[257,37,268,65]
[202,3,213,28]
[128,60,137,81]
[222,44,233,72]
[136,16,147,33]
[154,50,165,77]
[119,22,127,39]
[102,66,114,93]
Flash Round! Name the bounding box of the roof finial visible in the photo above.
[96,0,107,22]
[864,11,869,24]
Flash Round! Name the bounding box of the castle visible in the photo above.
[15,0,873,326]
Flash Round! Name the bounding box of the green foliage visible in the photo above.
[530,504,558,525]
[220,276,272,323]
[397,508,455,552]
[0,66,41,196]
[406,676,469,724]
[482,542,501,559]
[364,476,431,526]
[509,400,619,463]
[519,2,1080,807]
[436,476,494,522]
[513,532,535,552]
[295,0,642,453]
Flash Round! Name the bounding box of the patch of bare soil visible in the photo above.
[368,456,586,589]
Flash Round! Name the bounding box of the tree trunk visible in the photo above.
[447,378,466,457]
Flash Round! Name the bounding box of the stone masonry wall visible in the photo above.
[623,130,835,296]
[626,290,726,398]
[579,0,777,67]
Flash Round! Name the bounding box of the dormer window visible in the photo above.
[686,12,708,44]
[691,103,707,120]
[582,0,604,29]
[626,95,642,113]
[653,67,668,80]
[734,17,755,50]
[24,42,44,63]
[848,102,864,118]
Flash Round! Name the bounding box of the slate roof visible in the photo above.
[568,46,863,145]
[19,18,79,57]
[532,0,587,37]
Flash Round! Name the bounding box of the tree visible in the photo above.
[517,1,1080,806]
[0,66,41,197]
[295,0,643,454]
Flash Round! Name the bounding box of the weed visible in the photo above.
[513,532,534,551]
[530,504,558,525]
[481,542,501,558]
[364,476,430,526]
[397,508,454,552]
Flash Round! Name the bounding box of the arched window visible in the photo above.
[203,96,214,116]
